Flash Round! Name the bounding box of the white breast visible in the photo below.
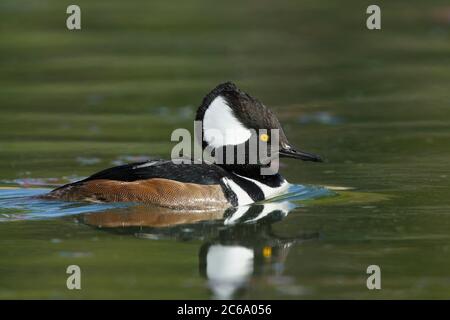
[221,177,254,206]
[221,174,290,207]
[233,173,290,200]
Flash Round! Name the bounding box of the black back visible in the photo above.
[81,159,230,185]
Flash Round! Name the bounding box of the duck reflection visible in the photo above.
[79,201,318,299]
[198,220,317,299]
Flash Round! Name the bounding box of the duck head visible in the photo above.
[195,82,322,171]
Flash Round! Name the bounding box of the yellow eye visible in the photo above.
[262,246,272,258]
[260,133,269,142]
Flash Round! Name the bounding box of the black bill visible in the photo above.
[279,146,323,162]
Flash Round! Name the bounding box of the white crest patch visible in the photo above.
[203,96,252,148]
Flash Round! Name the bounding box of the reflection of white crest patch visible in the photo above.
[206,245,254,300]
[203,96,252,148]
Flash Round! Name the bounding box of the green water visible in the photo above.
[1,0,450,299]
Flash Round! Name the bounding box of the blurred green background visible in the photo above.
[0,0,450,299]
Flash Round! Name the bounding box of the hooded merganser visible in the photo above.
[45,82,322,210]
